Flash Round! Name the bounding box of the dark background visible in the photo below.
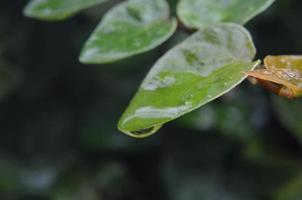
[0,0,302,199]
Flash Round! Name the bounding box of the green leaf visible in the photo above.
[79,0,177,64]
[177,0,275,29]
[118,23,258,138]
[23,0,108,21]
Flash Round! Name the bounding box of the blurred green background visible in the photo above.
[1,0,302,199]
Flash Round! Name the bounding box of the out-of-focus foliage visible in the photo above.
[273,96,302,143]
[0,63,20,100]
[80,0,177,64]
[23,0,108,21]
[177,0,275,28]
[1,0,302,199]
[275,173,302,200]
[177,87,269,140]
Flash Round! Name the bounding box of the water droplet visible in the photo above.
[184,101,191,105]
[142,75,176,91]
[182,93,194,106]
[130,127,155,136]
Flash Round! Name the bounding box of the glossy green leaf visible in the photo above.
[118,23,258,138]
[23,0,108,21]
[79,0,177,64]
[177,0,275,29]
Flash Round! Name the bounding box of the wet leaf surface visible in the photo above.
[118,23,258,138]
[80,0,176,64]
[23,0,108,21]
[177,0,275,28]
[245,55,302,98]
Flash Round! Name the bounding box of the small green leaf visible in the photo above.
[79,0,177,64]
[118,23,258,138]
[177,0,275,29]
[23,0,108,21]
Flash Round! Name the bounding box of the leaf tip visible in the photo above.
[117,118,163,138]
[117,125,162,139]
[79,48,100,64]
[22,3,33,18]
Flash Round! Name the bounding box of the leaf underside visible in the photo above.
[177,0,276,28]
